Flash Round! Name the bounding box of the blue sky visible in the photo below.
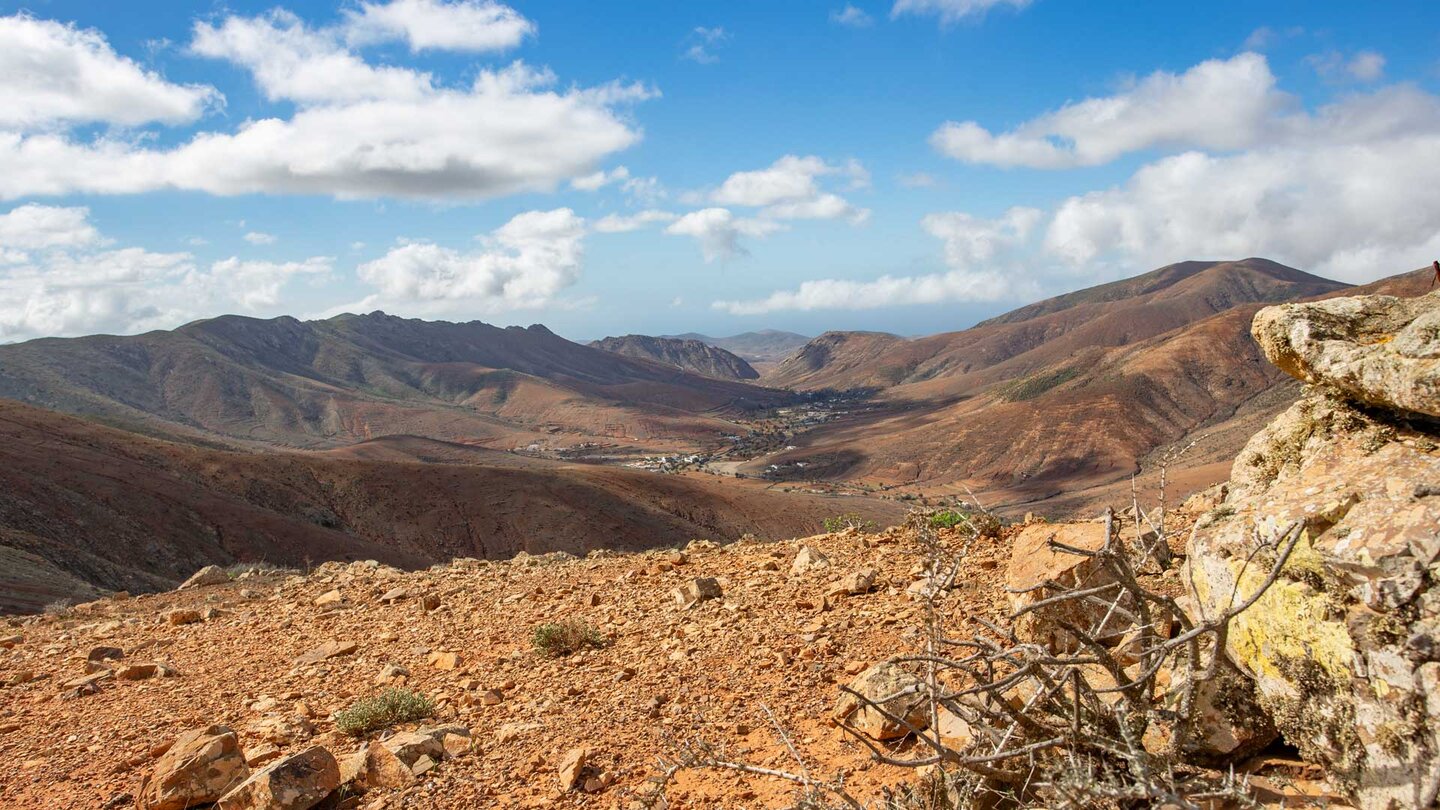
[1,0,1437,343]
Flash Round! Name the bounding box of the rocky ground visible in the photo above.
[0,512,1354,810]
[0,524,1017,809]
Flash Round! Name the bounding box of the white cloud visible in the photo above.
[831,5,875,27]
[0,204,101,250]
[243,231,277,245]
[191,10,433,104]
[715,271,1016,315]
[709,155,870,223]
[0,9,649,202]
[665,208,785,262]
[923,206,1041,268]
[570,166,630,191]
[931,53,1288,168]
[714,207,1037,314]
[0,14,219,131]
[0,205,330,342]
[0,62,651,201]
[353,208,586,313]
[682,26,728,64]
[592,210,676,233]
[342,0,534,53]
[891,0,1032,25]
[1307,49,1386,83]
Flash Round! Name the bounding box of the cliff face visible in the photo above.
[1186,289,1440,809]
[589,334,759,380]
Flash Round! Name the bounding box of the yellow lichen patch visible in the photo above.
[1225,560,1352,684]
[1188,529,1353,686]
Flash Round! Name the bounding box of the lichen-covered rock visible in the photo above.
[1186,391,1440,808]
[832,662,929,740]
[1252,289,1439,418]
[215,746,339,810]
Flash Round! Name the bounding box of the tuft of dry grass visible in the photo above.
[333,688,434,736]
[532,620,606,658]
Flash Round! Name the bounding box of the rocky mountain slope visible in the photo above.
[0,312,786,453]
[0,400,902,611]
[589,335,759,381]
[667,330,811,363]
[747,260,1422,507]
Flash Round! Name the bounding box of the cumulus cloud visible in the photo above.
[713,207,1037,314]
[0,205,329,341]
[891,0,1032,25]
[931,53,1289,168]
[342,0,534,53]
[0,14,219,131]
[831,5,875,27]
[0,204,101,250]
[243,231,277,245]
[353,208,586,313]
[664,208,785,262]
[191,10,434,104]
[709,155,870,223]
[0,10,650,202]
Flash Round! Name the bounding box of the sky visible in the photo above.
[1,0,1438,343]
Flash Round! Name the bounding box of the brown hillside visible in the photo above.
[0,400,903,610]
[749,259,1357,507]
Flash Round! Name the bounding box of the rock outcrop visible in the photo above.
[1186,289,1440,809]
[1253,290,1439,418]
[139,725,249,810]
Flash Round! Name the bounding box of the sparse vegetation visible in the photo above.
[822,513,876,533]
[42,599,74,617]
[999,366,1081,401]
[532,620,607,658]
[333,688,434,736]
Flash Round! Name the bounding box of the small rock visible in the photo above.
[557,747,590,792]
[87,645,124,662]
[671,577,722,608]
[791,546,831,575]
[116,663,160,681]
[179,565,231,590]
[165,609,202,626]
[294,640,357,665]
[313,590,343,608]
[428,651,461,670]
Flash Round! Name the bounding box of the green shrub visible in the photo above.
[926,508,1003,538]
[334,688,434,736]
[532,621,606,658]
[822,513,876,533]
[928,510,967,529]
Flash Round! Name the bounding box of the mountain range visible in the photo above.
[3,257,1433,607]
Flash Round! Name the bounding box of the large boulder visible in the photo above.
[1006,522,1139,651]
[1252,289,1439,419]
[216,746,339,810]
[1185,291,1440,810]
[139,725,250,810]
